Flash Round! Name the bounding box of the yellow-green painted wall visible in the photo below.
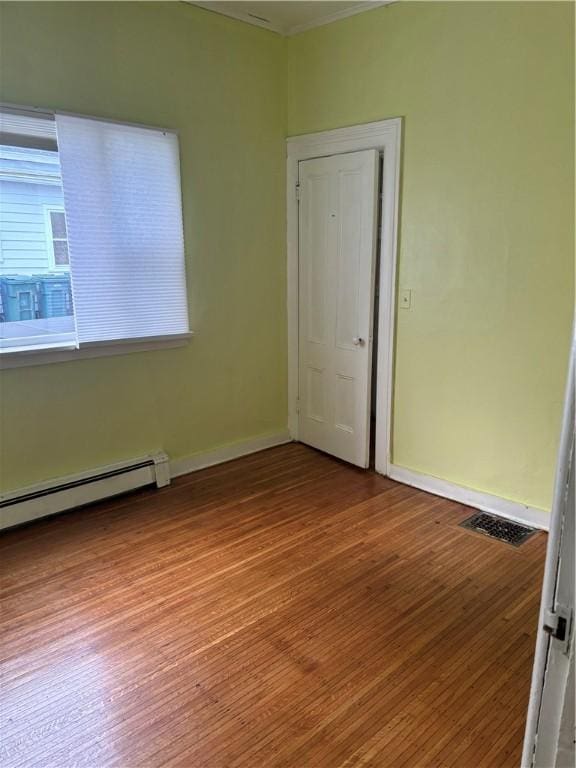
[1,2,573,513]
[0,1,287,491]
[288,1,574,511]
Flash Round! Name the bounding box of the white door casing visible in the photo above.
[286,118,402,475]
[522,328,575,768]
[298,150,379,467]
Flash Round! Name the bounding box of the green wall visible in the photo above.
[288,1,574,511]
[1,2,573,513]
[0,2,287,491]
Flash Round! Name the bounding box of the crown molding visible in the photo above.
[190,1,282,34]
[287,1,395,36]
[188,1,396,37]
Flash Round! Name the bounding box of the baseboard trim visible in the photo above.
[388,464,549,531]
[170,431,292,479]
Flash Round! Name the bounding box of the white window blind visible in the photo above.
[55,114,189,345]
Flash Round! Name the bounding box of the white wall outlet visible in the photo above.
[400,288,412,309]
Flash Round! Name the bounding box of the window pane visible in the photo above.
[53,239,69,265]
[50,210,67,238]
[0,135,77,352]
[0,316,76,352]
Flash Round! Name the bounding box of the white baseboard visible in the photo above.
[7,437,541,536]
[170,431,292,479]
[388,464,550,531]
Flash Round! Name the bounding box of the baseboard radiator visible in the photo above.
[0,452,170,531]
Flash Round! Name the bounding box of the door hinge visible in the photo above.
[296,183,301,201]
[543,606,573,655]
[296,398,301,414]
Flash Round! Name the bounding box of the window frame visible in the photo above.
[43,205,70,271]
[0,102,192,368]
[0,333,191,369]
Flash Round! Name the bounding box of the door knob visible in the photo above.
[353,337,364,346]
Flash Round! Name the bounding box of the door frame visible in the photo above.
[521,327,575,768]
[286,117,402,474]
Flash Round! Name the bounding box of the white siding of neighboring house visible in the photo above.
[0,180,64,275]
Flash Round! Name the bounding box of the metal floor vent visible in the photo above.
[460,512,536,546]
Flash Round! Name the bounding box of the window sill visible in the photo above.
[0,334,193,370]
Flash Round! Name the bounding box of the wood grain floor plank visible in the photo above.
[0,444,545,767]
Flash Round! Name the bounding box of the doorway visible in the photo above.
[286,118,402,474]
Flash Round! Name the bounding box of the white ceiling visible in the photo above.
[191,1,395,36]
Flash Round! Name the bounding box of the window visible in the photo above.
[0,126,76,352]
[45,207,69,269]
[0,107,190,358]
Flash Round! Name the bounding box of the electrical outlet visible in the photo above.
[400,288,412,309]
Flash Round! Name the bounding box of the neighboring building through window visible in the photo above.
[0,145,67,276]
[0,131,75,351]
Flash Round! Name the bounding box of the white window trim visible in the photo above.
[43,205,69,271]
[0,333,193,369]
[1,102,191,367]
[286,117,402,477]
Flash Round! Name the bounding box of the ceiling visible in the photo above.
[190,1,395,36]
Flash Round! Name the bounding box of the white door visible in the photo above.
[298,149,379,468]
[522,334,575,768]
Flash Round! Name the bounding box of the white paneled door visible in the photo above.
[298,150,379,468]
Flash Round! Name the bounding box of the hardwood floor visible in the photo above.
[0,444,546,768]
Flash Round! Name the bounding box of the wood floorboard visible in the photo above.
[0,443,546,767]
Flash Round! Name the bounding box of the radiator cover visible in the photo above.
[0,452,170,530]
